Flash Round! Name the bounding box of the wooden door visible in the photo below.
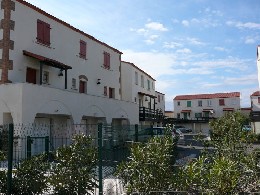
[26,67,37,84]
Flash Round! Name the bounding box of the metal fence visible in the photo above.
[0,123,160,194]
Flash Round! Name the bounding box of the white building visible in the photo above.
[0,0,142,128]
[250,91,260,134]
[173,92,241,133]
[121,61,165,126]
[257,45,260,88]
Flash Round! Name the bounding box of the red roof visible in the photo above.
[181,110,191,113]
[174,92,240,100]
[251,91,260,96]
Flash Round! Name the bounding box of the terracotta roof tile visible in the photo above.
[174,92,240,100]
[251,91,260,96]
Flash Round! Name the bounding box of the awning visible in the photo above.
[223,108,234,111]
[203,109,214,112]
[138,92,157,98]
[23,50,72,70]
[181,110,191,113]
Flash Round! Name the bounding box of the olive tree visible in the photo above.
[177,112,260,194]
[116,130,177,194]
[49,134,97,194]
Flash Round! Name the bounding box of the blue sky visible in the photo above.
[25,0,260,110]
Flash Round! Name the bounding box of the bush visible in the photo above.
[12,153,50,194]
[49,134,97,194]
[116,131,177,194]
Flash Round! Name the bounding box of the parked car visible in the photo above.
[242,125,252,131]
[174,125,192,133]
[172,128,184,139]
[138,127,166,142]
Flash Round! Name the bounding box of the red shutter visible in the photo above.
[80,40,86,58]
[37,20,44,43]
[26,68,37,84]
[44,22,51,46]
[103,52,107,68]
[107,53,110,69]
[219,99,225,106]
[79,81,85,93]
[104,86,107,96]
[258,97,260,104]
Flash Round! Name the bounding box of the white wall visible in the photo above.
[10,1,121,99]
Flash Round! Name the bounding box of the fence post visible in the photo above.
[45,136,49,154]
[135,124,138,142]
[27,136,32,158]
[98,123,103,195]
[7,124,14,195]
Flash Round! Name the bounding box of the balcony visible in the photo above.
[139,107,164,122]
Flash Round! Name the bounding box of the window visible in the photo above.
[104,86,107,96]
[103,52,110,69]
[151,82,154,90]
[147,79,150,90]
[141,75,144,88]
[187,101,191,107]
[42,71,49,84]
[195,113,202,118]
[198,100,202,107]
[177,101,180,106]
[204,112,209,118]
[79,80,86,93]
[207,100,212,106]
[79,40,87,58]
[135,71,138,85]
[109,87,115,98]
[158,95,160,103]
[37,19,51,46]
[72,78,76,89]
[258,97,260,104]
[177,113,180,119]
[219,99,225,106]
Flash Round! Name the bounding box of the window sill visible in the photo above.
[77,55,87,60]
[35,41,52,48]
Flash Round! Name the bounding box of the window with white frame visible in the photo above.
[141,75,144,88]
[147,79,150,90]
[135,71,138,85]
[42,71,49,84]
[198,100,202,107]
[72,78,76,89]
[207,100,212,106]
[177,101,180,106]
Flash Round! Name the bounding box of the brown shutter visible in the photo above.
[103,52,107,68]
[37,19,44,43]
[80,40,86,58]
[107,53,110,69]
[44,22,51,46]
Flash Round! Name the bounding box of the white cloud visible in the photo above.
[145,22,168,31]
[182,20,189,27]
[163,41,183,49]
[214,46,229,52]
[176,48,192,54]
[186,37,206,45]
[226,21,260,30]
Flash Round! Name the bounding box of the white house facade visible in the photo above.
[0,0,140,128]
[250,91,260,134]
[173,92,241,133]
[121,61,165,126]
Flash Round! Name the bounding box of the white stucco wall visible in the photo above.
[174,97,240,119]
[10,1,121,99]
[0,83,139,124]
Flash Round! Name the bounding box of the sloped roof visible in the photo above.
[251,91,260,96]
[174,92,240,100]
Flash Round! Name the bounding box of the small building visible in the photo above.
[173,92,241,134]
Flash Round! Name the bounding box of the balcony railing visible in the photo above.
[139,107,164,122]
